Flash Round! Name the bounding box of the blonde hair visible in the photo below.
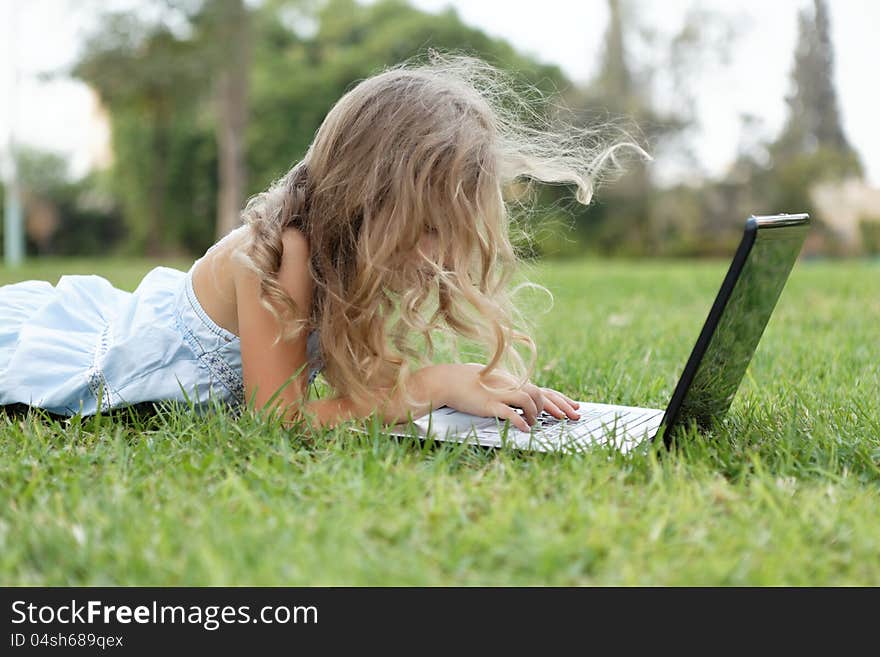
[239,50,647,415]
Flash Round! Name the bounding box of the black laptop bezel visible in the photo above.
[656,213,810,447]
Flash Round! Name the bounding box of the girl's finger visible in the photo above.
[550,389,579,408]
[542,398,565,419]
[493,402,530,432]
[543,389,580,419]
[523,383,545,420]
[509,390,538,426]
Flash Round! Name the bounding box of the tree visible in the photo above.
[773,0,858,163]
[723,0,864,253]
[245,0,569,192]
[73,0,255,253]
[558,0,689,255]
[6,145,126,256]
[192,0,253,240]
[596,0,633,106]
[73,10,210,255]
[71,0,574,255]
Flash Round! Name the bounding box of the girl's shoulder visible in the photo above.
[275,226,313,312]
[191,228,249,336]
[193,225,313,337]
[231,225,313,316]
[279,225,310,263]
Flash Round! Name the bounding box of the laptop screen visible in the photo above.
[670,219,810,432]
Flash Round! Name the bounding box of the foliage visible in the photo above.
[19,0,871,258]
[773,0,858,164]
[551,0,718,257]
[696,0,865,255]
[73,9,213,255]
[245,0,567,191]
[860,218,880,256]
[1,146,126,256]
[106,110,218,255]
[69,0,568,257]
[712,146,862,251]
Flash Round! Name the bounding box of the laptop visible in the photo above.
[367,213,810,454]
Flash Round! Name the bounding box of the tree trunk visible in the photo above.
[214,0,251,241]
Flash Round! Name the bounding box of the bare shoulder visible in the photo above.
[232,225,312,316]
[278,227,312,313]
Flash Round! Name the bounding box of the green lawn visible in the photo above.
[1,257,878,585]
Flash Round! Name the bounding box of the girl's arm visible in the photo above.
[235,230,313,421]
[298,366,447,429]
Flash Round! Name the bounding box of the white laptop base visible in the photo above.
[379,402,665,455]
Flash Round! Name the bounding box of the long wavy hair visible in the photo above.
[237,50,648,415]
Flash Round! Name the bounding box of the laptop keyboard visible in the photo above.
[398,403,665,453]
[507,407,664,445]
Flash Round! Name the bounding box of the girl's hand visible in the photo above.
[432,362,580,433]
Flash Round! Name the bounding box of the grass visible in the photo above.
[1,256,878,585]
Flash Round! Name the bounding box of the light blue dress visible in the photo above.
[0,259,323,417]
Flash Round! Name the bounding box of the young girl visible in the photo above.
[0,53,639,434]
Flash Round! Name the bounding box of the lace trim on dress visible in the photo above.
[85,322,116,412]
[178,267,246,407]
[174,311,245,407]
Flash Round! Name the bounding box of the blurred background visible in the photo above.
[1,0,878,265]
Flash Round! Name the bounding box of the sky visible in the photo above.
[1,0,878,186]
